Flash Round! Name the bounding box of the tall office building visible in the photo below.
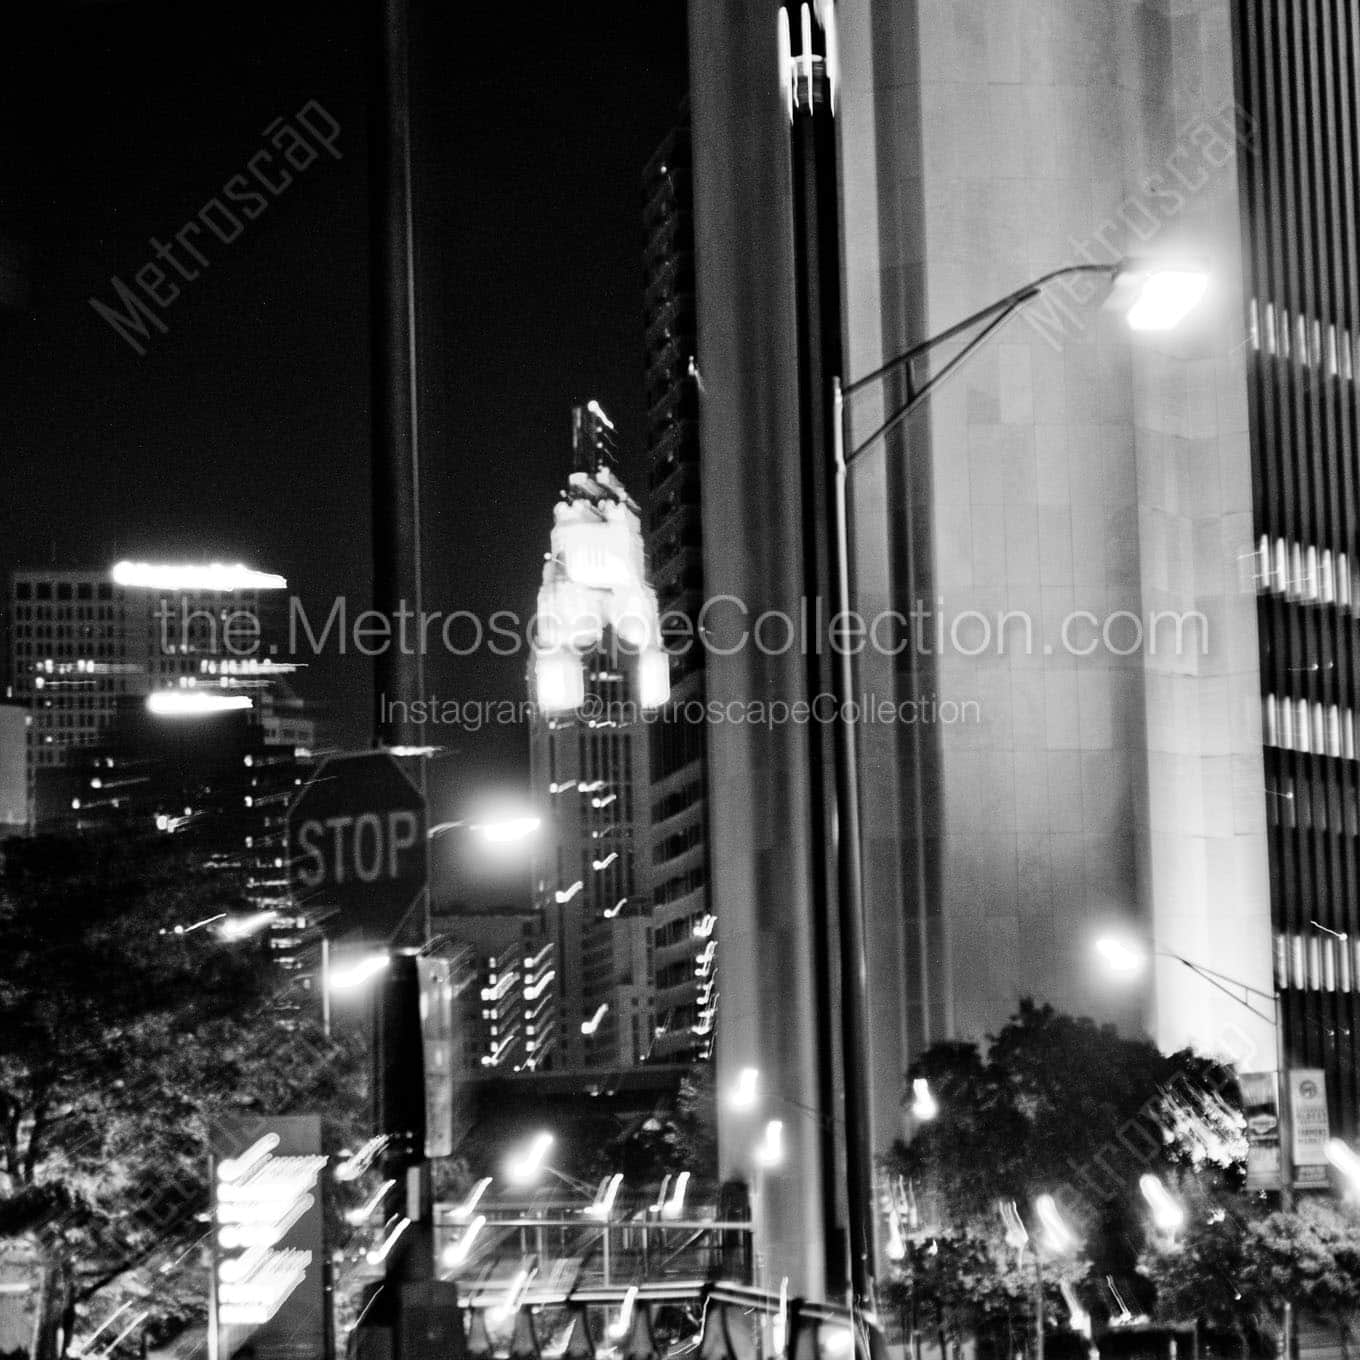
[430,907,559,1074]
[689,0,1275,1297]
[529,403,669,1069]
[8,561,305,824]
[0,703,24,834]
[1234,0,1360,1135]
[644,109,716,1061]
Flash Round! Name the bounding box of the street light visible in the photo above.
[327,953,390,992]
[504,1131,554,1187]
[820,255,1210,1312]
[428,814,541,845]
[1138,1174,1185,1235]
[1093,936,1292,1215]
[910,1078,938,1122]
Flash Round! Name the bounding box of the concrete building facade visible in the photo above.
[529,404,668,1070]
[689,0,1276,1299]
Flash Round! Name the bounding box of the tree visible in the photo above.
[0,834,367,1357]
[883,1001,1245,1352]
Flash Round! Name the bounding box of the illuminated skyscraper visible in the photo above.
[529,401,668,1069]
[644,108,716,1061]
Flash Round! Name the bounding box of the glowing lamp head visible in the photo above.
[1106,261,1210,332]
[504,1131,554,1187]
[1094,935,1147,976]
[471,815,541,845]
[147,691,252,717]
[755,1119,785,1169]
[911,1077,938,1121]
[729,1066,759,1111]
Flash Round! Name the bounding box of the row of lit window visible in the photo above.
[1263,695,1359,761]
[1255,535,1360,608]
[1250,299,1359,379]
[1276,931,1360,993]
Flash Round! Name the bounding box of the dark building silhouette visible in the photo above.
[1235,0,1360,1138]
[643,107,714,1061]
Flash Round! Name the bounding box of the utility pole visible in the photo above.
[370,0,425,754]
[780,1,878,1316]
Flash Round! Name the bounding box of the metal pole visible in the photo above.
[1033,1251,1044,1360]
[321,936,331,1038]
[785,5,876,1311]
[369,0,425,751]
[1275,992,1292,1360]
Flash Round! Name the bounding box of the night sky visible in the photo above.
[0,0,689,837]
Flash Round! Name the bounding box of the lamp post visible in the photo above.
[1093,937,1291,1208]
[1094,937,1293,1359]
[819,259,1209,1315]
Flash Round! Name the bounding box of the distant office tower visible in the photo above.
[431,907,558,1073]
[529,402,669,1069]
[643,108,715,1061]
[1235,1,1360,1134]
[8,561,306,824]
[0,702,24,833]
[689,0,1274,1296]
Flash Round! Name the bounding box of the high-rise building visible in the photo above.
[430,908,559,1074]
[8,561,305,824]
[643,107,716,1061]
[689,0,1275,1298]
[0,702,25,834]
[529,402,669,1070]
[1234,0,1360,1135]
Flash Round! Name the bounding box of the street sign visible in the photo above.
[1290,1068,1331,1186]
[1240,1071,1282,1191]
[288,752,427,942]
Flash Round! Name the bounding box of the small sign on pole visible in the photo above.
[287,752,428,942]
[1241,1071,1282,1192]
[1290,1068,1331,1187]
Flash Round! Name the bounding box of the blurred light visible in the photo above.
[334,1137,387,1183]
[147,691,251,717]
[1035,1193,1078,1254]
[218,1134,280,1184]
[1327,1138,1360,1188]
[911,1078,938,1121]
[662,1170,690,1220]
[504,1131,554,1187]
[608,1285,638,1341]
[441,1213,486,1270]
[580,1003,608,1036]
[535,650,585,714]
[328,954,389,992]
[365,1217,410,1266]
[822,1328,854,1357]
[111,560,286,591]
[999,1198,1029,1251]
[729,1066,759,1111]
[451,1177,492,1224]
[587,1173,623,1221]
[755,1119,784,1169]
[1139,1174,1185,1232]
[638,649,670,709]
[218,910,277,942]
[471,815,541,844]
[1094,936,1146,976]
[344,1179,396,1225]
[1123,268,1209,331]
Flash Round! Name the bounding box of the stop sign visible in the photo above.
[288,752,427,942]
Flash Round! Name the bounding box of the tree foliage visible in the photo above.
[0,834,367,1353]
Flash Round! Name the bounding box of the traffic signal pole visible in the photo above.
[370,0,425,754]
